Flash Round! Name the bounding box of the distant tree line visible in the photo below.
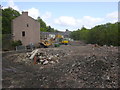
[2,7,59,34]
[70,22,119,46]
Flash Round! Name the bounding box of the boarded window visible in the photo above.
[22,31,25,37]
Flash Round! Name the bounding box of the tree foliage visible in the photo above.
[70,27,89,42]
[70,22,119,46]
[37,17,58,32]
[2,7,20,34]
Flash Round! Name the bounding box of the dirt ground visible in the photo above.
[2,41,119,88]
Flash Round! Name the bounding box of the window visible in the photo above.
[27,24,29,27]
[22,31,25,37]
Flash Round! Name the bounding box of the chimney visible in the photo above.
[22,11,28,16]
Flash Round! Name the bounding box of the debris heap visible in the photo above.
[26,49,61,65]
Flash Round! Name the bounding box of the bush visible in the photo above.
[11,40,22,47]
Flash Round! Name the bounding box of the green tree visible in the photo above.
[70,22,119,46]
[37,17,46,28]
[37,17,57,32]
[37,17,47,32]
[2,7,20,34]
[46,26,51,32]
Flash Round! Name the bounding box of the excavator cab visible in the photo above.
[54,35,69,45]
[61,38,69,45]
[40,40,52,48]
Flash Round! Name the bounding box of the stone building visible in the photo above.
[12,12,40,46]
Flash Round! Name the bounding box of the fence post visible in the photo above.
[15,46,18,51]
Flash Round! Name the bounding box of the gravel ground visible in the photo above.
[2,42,119,88]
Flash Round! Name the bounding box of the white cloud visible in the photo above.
[3,0,20,11]
[26,8,40,19]
[106,11,118,19]
[82,16,103,23]
[105,11,118,23]
[54,16,104,29]
[54,16,77,26]
[24,9,52,20]
[78,16,104,28]
[54,11,118,30]
[42,12,52,20]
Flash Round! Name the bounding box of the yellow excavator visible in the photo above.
[54,34,69,45]
[40,38,53,48]
[39,34,69,48]
[61,38,69,45]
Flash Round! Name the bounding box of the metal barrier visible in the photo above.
[15,45,27,51]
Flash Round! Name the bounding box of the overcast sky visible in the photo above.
[1,0,119,31]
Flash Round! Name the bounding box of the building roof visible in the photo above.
[12,11,39,23]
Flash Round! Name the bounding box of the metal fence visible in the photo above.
[15,45,27,51]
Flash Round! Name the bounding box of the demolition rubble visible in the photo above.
[2,44,119,88]
[27,49,61,65]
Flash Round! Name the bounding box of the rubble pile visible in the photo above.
[6,48,68,66]
[67,55,119,88]
[2,44,119,88]
[5,53,29,63]
[26,48,67,65]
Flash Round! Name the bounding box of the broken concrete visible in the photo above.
[29,49,39,60]
[2,43,119,88]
